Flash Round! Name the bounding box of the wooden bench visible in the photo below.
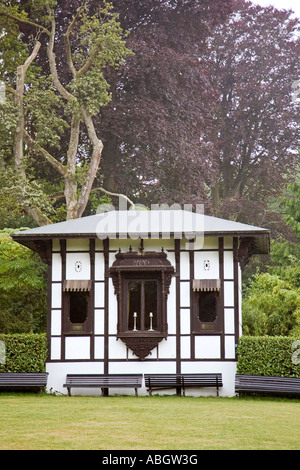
[0,372,48,393]
[144,373,223,397]
[63,374,143,396]
[235,374,300,398]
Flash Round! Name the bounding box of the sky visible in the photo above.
[251,0,300,18]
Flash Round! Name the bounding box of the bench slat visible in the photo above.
[144,373,222,396]
[63,374,143,396]
[235,375,300,397]
[0,373,48,391]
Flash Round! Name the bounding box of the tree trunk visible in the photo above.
[13,42,52,226]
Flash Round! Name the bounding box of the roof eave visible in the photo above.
[12,230,270,255]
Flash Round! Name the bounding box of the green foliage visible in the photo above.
[270,182,300,269]
[283,182,300,239]
[0,230,47,333]
[0,6,29,78]
[236,336,300,377]
[68,1,133,117]
[242,272,300,336]
[0,0,133,223]
[6,171,56,219]
[270,238,300,269]
[0,96,19,165]
[242,179,300,336]
[70,68,111,116]
[24,74,69,149]
[0,88,63,223]
[89,193,113,214]
[0,333,47,372]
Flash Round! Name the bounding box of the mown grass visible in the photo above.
[0,393,299,450]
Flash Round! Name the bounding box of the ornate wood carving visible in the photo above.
[110,249,174,298]
[110,248,174,360]
[119,335,165,361]
[237,237,256,269]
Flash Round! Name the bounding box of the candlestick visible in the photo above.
[149,312,153,331]
[133,312,137,331]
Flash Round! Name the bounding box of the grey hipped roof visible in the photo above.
[11,210,270,254]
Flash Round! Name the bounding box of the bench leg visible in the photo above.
[134,387,138,397]
[67,387,71,397]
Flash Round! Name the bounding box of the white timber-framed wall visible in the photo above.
[12,210,269,396]
[47,235,241,396]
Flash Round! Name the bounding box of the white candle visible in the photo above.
[149,312,153,331]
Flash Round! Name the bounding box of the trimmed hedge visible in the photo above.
[0,334,48,373]
[237,336,300,378]
[1,333,300,378]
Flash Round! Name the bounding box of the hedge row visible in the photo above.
[1,334,300,378]
[237,336,300,377]
[0,333,47,373]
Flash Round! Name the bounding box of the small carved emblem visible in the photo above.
[75,260,82,272]
[203,260,210,271]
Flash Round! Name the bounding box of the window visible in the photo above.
[63,280,92,334]
[126,278,160,332]
[197,291,219,329]
[110,248,174,359]
[69,292,88,326]
[192,279,222,333]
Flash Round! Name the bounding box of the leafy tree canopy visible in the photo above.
[0,0,132,225]
[0,229,47,333]
[98,0,300,231]
[243,180,300,336]
[242,271,300,336]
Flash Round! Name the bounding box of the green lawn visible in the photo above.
[0,393,299,450]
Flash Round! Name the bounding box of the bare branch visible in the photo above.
[23,131,66,177]
[46,5,74,101]
[23,41,41,71]
[5,86,18,97]
[76,110,104,217]
[66,116,81,172]
[97,187,136,209]
[49,192,65,202]
[25,205,52,226]
[81,109,102,148]
[0,8,50,37]
[14,41,41,172]
[76,42,103,78]
[63,6,84,79]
